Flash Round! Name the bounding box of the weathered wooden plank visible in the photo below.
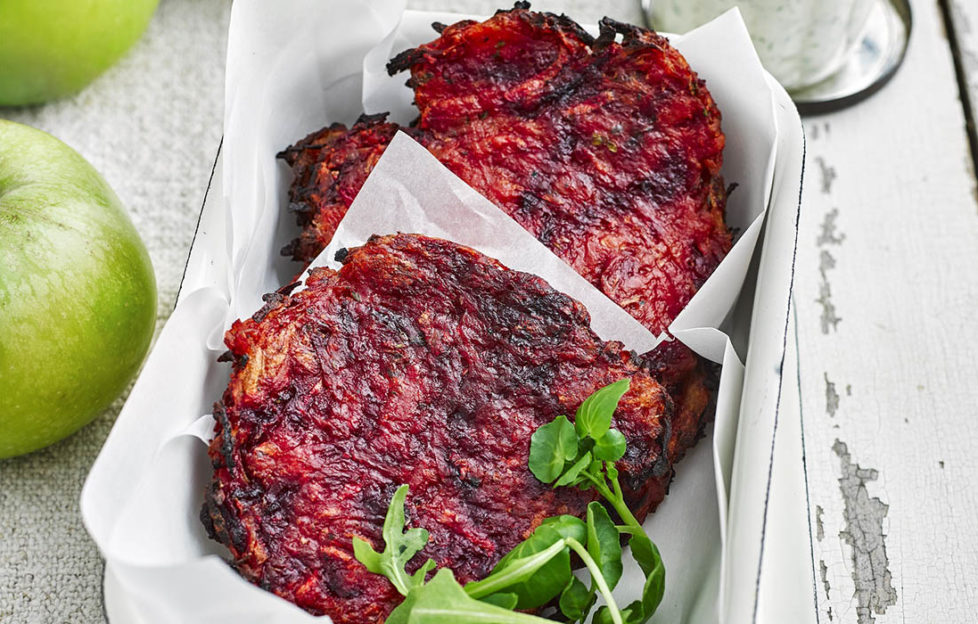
[794,0,978,621]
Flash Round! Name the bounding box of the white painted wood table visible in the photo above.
[2,0,977,622]
[783,0,978,622]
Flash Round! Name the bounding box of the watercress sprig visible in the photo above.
[352,485,436,597]
[354,488,625,624]
[352,380,665,624]
[528,379,665,624]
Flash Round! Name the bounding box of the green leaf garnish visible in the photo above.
[353,380,666,624]
[351,484,433,597]
[528,378,667,624]
[574,378,630,440]
[538,514,589,544]
[593,428,627,462]
[628,533,666,618]
[479,592,519,610]
[586,501,623,592]
[528,414,578,483]
[385,569,547,624]
[464,527,570,608]
[529,379,631,489]
[466,515,584,610]
[558,576,594,621]
[554,451,592,488]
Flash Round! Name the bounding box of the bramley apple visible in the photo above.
[0,0,160,106]
[0,120,157,458]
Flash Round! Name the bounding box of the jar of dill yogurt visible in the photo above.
[648,0,876,91]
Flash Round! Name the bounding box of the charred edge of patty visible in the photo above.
[594,17,665,51]
[278,122,346,164]
[211,402,236,474]
[278,112,392,175]
[620,387,675,521]
[203,402,252,557]
[251,281,304,323]
[653,394,675,478]
[278,113,397,261]
[278,113,391,161]
[387,41,434,74]
[698,357,722,436]
[280,238,302,261]
[386,3,595,77]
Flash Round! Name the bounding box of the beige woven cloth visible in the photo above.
[0,1,231,621]
[0,1,643,621]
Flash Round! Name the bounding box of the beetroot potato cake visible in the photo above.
[203,234,673,622]
[280,4,730,464]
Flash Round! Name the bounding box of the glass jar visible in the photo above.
[648,0,877,92]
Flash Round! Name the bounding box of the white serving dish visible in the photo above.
[88,2,809,622]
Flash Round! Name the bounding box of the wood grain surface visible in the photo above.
[793,0,978,622]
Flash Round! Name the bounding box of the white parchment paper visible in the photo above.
[82,3,784,622]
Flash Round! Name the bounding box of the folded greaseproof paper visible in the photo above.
[82,2,799,622]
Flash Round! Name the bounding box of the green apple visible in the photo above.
[0,120,157,458]
[0,0,160,106]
